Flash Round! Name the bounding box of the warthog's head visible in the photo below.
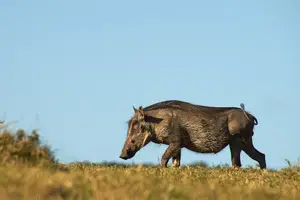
[119,106,153,160]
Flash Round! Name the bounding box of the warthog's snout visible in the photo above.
[119,148,135,160]
[119,152,128,160]
[119,155,127,160]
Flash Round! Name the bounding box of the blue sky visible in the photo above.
[1,0,299,169]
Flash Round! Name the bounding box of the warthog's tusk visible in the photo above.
[141,133,150,147]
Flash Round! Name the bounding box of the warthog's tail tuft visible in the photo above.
[240,103,258,125]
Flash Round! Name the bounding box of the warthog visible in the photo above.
[119,100,266,169]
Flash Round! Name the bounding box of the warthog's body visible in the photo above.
[119,100,266,169]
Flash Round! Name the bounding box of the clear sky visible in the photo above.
[1,0,299,169]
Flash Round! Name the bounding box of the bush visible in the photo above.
[0,128,57,166]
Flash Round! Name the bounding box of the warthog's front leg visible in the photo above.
[171,149,181,167]
[161,143,181,168]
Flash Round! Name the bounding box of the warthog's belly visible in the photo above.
[184,132,230,153]
[181,118,230,153]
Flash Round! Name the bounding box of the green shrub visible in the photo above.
[0,128,56,166]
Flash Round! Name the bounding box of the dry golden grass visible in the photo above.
[0,128,300,200]
[1,163,300,200]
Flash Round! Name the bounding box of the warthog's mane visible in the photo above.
[143,100,240,114]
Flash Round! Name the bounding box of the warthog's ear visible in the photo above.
[133,106,138,113]
[138,106,143,111]
[138,106,144,115]
[137,106,145,120]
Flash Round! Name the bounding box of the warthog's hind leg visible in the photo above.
[229,140,242,168]
[242,137,266,169]
[161,143,181,168]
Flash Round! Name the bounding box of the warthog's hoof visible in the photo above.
[171,160,180,168]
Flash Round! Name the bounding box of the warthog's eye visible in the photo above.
[131,139,135,144]
[141,125,146,133]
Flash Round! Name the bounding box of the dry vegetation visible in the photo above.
[0,127,300,200]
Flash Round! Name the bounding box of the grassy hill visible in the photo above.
[0,127,299,200]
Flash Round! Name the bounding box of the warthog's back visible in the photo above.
[144,100,238,113]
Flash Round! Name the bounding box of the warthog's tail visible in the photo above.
[240,103,258,125]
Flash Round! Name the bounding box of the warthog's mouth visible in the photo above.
[119,155,129,160]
